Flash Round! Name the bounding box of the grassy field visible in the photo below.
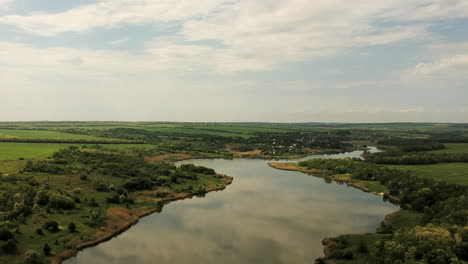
[0,129,109,140]
[333,233,388,264]
[0,160,27,173]
[0,143,155,161]
[381,211,426,231]
[332,211,426,264]
[386,163,468,185]
[430,143,468,153]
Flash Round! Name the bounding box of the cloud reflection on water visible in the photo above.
[65,153,398,264]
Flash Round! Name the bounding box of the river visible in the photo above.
[64,148,398,264]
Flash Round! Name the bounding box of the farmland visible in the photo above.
[430,143,468,153]
[385,163,468,185]
[0,121,467,264]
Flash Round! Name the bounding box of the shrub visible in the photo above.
[43,243,51,255]
[1,239,17,253]
[24,250,42,264]
[93,182,108,192]
[343,250,353,260]
[35,229,44,236]
[68,222,76,233]
[357,240,368,253]
[42,221,59,232]
[48,194,75,210]
[0,230,13,241]
[106,194,121,204]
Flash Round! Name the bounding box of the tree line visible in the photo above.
[300,158,467,263]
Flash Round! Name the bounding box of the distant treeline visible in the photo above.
[377,138,445,152]
[62,127,354,156]
[366,152,468,165]
[429,136,468,143]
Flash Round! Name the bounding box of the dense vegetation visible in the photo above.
[298,158,468,263]
[0,145,230,264]
[0,121,467,264]
[366,151,468,165]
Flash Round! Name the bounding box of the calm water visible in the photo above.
[65,148,397,264]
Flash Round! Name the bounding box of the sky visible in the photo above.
[1,0,467,122]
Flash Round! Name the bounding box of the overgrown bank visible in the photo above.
[0,146,232,264]
[270,158,468,264]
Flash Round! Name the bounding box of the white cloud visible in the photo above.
[381,0,468,21]
[2,0,466,72]
[0,0,225,36]
[108,37,129,45]
[404,41,468,81]
[0,0,13,10]
[412,55,468,75]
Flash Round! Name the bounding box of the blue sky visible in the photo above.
[1,0,467,122]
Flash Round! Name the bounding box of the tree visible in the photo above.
[24,250,42,264]
[43,221,59,232]
[68,222,76,233]
[43,243,51,255]
[1,239,17,253]
[357,240,368,253]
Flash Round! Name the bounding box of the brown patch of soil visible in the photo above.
[145,153,193,163]
[232,149,262,157]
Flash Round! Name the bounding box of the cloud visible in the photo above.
[381,0,468,21]
[0,0,225,36]
[412,55,468,75]
[108,37,129,45]
[2,0,464,72]
[0,0,13,10]
[404,41,468,81]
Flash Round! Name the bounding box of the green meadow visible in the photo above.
[431,143,468,153]
[0,129,107,140]
[386,163,468,185]
[0,143,155,161]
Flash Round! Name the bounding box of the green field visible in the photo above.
[386,163,468,185]
[430,143,468,153]
[0,143,155,161]
[0,160,27,173]
[0,129,109,140]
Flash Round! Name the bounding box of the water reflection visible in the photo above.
[65,149,397,264]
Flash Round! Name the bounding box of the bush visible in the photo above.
[24,250,43,264]
[68,222,76,233]
[79,174,88,181]
[0,230,13,241]
[343,250,353,260]
[93,182,108,192]
[106,194,121,204]
[43,243,51,255]
[357,240,368,253]
[1,239,17,253]
[35,229,44,236]
[43,221,59,232]
[48,194,75,210]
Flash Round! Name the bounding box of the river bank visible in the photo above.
[268,162,399,202]
[51,175,233,264]
[62,148,398,264]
